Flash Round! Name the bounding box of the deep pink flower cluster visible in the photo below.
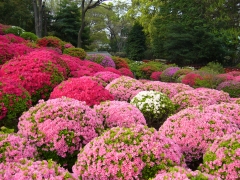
[79,60,105,73]
[182,73,203,87]
[0,133,38,163]
[59,54,82,77]
[94,71,120,85]
[0,77,31,131]
[104,67,122,75]
[1,50,66,104]
[86,54,116,68]
[172,88,230,110]
[50,77,114,106]
[0,35,9,43]
[199,131,240,180]
[18,97,104,167]
[64,43,74,49]
[0,159,77,179]
[105,76,145,102]
[150,72,162,81]
[159,107,238,163]
[160,67,181,82]
[154,166,219,180]
[118,68,134,78]
[94,101,146,129]
[72,125,186,179]
[4,34,26,44]
[144,81,194,99]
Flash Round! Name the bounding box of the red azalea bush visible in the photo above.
[199,131,240,180]
[112,56,130,69]
[104,67,122,75]
[0,77,31,131]
[150,72,162,81]
[0,132,38,163]
[85,54,116,68]
[118,67,134,77]
[181,72,203,87]
[72,125,186,180]
[18,97,104,168]
[0,159,77,179]
[173,68,193,82]
[50,76,114,106]
[59,54,82,77]
[94,71,120,85]
[159,107,238,168]
[93,101,146,129]
[37,36,63,51]
[1,50,65,104]
[105,76,145,102]
[79,60,105,73]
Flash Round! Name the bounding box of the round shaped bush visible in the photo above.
[0,159,77,179]
[4,26,25,36]
[94,71,120,85]
[130,91,176,129]
[172,88,230,111]
[79,60,105,73]
[105,76,145,102]
[86,54,116,68]
[160,67,181,82]
[182,73,203,87]
[50,76,114,106]
[154,166,219,180]
[18,97,104,168]
[159,107,238,167]
[20,32,38,42]
[217,80,240,98]
[112,56,129,69]
[150,71,162,81]
[4,34,26,44]
[199,131,240,180]
[104,67,122,75]
[0,131,38,163]
[63,47,86,59]
[37,36,63,51]
[1,50,66,104]
[72,125,186,180]
[94,101,146,129]
[0,77,32,131]
[118,67,134,77]
[144,81,194,99]
[173,68,193,82]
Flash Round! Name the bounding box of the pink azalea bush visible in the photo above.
[72,125,186,179]
[18,97,104,168]
[0,159,77,180]
[216,80,240,98]
[104,67,122,75]
[1,50,66,104]
[105,76,145,102]
[118,67,134,78]
[86,54,116,68]
[144,81,194,99]
[79,60,105,73]
[50,77,114,106]
[154,166,220,180]
[94,101,146,129]
[160,67,181,82]
[4,33,26,44]
[130,91,176,129]
[59,54,82,77]
[93,71,121,85]
[172,88,230,111]
[0,77,31,131]
[0,130,37,163]
[159,107,238,167]
[199,131,240,180]
[150,71,162,81]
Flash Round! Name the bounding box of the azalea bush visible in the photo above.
[217,80,240,97]
[118,67,134,77]
[79,60,105,73]
[199,131,240,180]
[18,97,104,169]
[160,67,181,82]
[72,125,186,179]
[0,78,31,131]
[63,47,86,59]
[104,67,122,75]
[150,71,162,81]
[181,72,203,87]
[112,56,129,69]
[94,101,146,129]
[130,91,176,129]
[50,76,114,106]
[37,36,63,51]
[173,68,193,82]
[0,159,77,179]
[86,54,116,68]
[105,76,145,102]
[4,33,26,43]
[159,107,238,169]
[93,71,120,85]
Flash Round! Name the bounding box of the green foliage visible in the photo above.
[200,62,225,74]
[4,26,25,36]
[63,47,86,59]
[125,23,146,61]
[20,32,38,42]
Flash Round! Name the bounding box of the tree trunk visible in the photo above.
[38,0,43,38]
[77,1,85,48]
[33,0,43,38]
[33,0,39,37]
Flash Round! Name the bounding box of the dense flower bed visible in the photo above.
[0,77,31,131]
[50,77,114,106]
[79,60,105,73]
[130,91,176,129]
[94,101,146,129]
[72,125,186,179]
[104,67,122,75]
[105,76,145,102]
[94,71,120,85]
[18,97,104,168]
[0,159,77,179]
[159,107,238,166]
[199,131,240,180]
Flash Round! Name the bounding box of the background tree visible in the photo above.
[125,22,146,61]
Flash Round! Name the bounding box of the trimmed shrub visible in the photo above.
[86,54,116,68]
[181,72,203,87]
[72,125,186,179]
[63,47,86,59]
[112,56,130,69]
[118,67,134,77]
[4,33,26,44]
[173,68,193,82]
[104,67,122,75]
[217,80,240,98]
[4,26,25,36]
[94,71,120,85]
[37,36,63,51]
[20,32,38,42]
[200,61,225,74]
[160,67,181,82]
[150,71,162,81]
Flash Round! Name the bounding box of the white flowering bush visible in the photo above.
[130,91,176,129]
